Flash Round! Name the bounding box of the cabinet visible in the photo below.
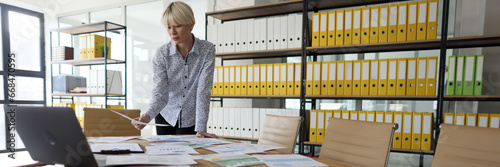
[206,0,500,157]
[50,21,127,108]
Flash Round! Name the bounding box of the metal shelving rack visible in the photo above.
[50,21,127,108]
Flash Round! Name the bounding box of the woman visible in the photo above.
[131,1,217,138]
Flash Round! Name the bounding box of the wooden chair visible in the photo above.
[257,114,303,153]
[432,124,500,167]
[83,108,140,137]
[319,118,396,167]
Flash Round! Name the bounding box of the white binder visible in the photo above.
[280,15,288,49]
[207,107,213,133]
[295,14,303,48]
[217,23,224,53]
[267,17,274,50]
[253,108,260,138]
[235,108,241,137]
[229,108,235,136]
[223,108,230,136]
[287,14,295,48]
[260,19,267,50]
[240,20,248,52]
[253,19,261,51]
[274,17,281,49]
[234,21,241,52]
[247,19,254,51]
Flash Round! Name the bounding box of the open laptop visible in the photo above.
[12,106,98,167]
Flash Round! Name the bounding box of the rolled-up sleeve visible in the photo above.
[144,49,169,121]
[194,45,215,132]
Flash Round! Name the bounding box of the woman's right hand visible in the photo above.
[131,114,150,130]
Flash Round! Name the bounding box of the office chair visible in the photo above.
[83,108,141,137]
[258,114,303,153]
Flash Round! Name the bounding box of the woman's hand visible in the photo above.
[196,132,218,138]
[131,114,150,130]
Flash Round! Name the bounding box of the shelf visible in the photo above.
[51,58,125,66]
[207,0,304,21]
[51,21,125,35]
[447,34,500,48]
[305,95,437,101]
[52,93,125,97]
[304,142,434,155]
[219,136,258,141]
[444,95,500,101]
[216,48,302,60]
[309,0,395,11]
[211,95,300,99]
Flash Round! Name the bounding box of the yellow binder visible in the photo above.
[358,111,367,121]
[319,12,328,46]
[253,64,260,95]
[287,63,295,95]
[241,65,248,95]
[260,64,268,95]
[370,6,379,43]
[280,63,287,95]
[388,59,398,95]
[344,9,353,45]
[294,63,301,95]
[406,58,417,96]
[443,112,454,124]
[310,110,317,143]
[273,64,280,95]
[325,110,333,129]
[378,59,388,95]
[352,60,362,95]
[80,35,87,59]
[427,0,439,39]
[412,112,422,150]
[313,62,322,95]
[407,1,418,41]
[465,113,477,127]
[317,110,325,143]
[416,57,428,95]
[370,60,379,95]
[223,66,230,95]
[402,112,413,149]
[489,114,500,129]
[376,111,385,123]
[379,5,389,43]
[341,110,350,120]
[312,12,320,47]
[266,64,274,95]
[396,58,407,96]
[361,7,370,44]
[421,112,433,151]
[327,11,336,46]
[336,10,345,45]
[350,110,358,121]
[321,61,329,95]
[337,61,345,95]
[328,61,337,95]
[352,8,362,45]
[417,1,428,40]
[393,112,402,149]
[388,4,398,42]
[361,60,371,95]
[212,66,218,95]
[367,111,376,122]
[397,3,408,41]
[385,111,394,124]
[306,62,313,95]
[230,66,236,95]
[344,60,353,95]
[87,34,111,59]
[426,57,438,96]
[235,66,241,95]
[477,113,489,128]
[247,65,254,95]
[333,110,342,119]
[454,113,465,126]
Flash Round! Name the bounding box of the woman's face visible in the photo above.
[167,23,194,45]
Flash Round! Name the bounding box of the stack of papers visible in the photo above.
[145,145,199,155]
[252,154,328,167]
[202,153,265,167]
[106,155,197,166]
[155,142,213,149]
[90,143,144,153]
[205,143,285,154]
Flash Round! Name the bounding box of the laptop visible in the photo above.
[12,106,98,167]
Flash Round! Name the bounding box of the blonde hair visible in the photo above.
[161,1,195,27]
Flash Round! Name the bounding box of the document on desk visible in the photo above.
[142,135,185,142]
[87,136,137,143]
[108,109,171,127]
[90,143,143,153]
[252,154,328,167]
[202,153,265,167]
[185,138,234,145]
[155,142,213,149]
[106,155,196,166]
[206,143,285,154]
[146,145,199,155]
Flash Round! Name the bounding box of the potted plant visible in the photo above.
[99,44,110,58]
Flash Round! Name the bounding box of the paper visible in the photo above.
[155,142,214,149]
[185,138,234,145]
[142,135,184,142]
[253,154,328,167]
[87,136,137,143]
[106,155,197,166]
[145,145,199,155]
[108,109,171,127]
[205,143,284,154]
[90,143,143,153]
[203,153,265,167]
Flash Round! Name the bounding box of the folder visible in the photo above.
[229,66,235,95]
[336,10,344,45]
[217,67,223,95]
[489,114,500,129]
[247,19,254,51]
[444,113,454,124]
[350,111,358,121]
[253,108,260,138]
[465,113,477,127]
[247,108,254,138]
[379,5,388,43]
[341,110,350,120]
[280,15,288,49]
[235,66,241,95]
[234,108,241,137]
[385,111,394,123]
[312,13,320,47]
[422,112,433,151]
[447,56,457,95]
[344,9,353,45]
[328,61,337,95]
[426,57,438,95]
[294,63,301,95]
[313,62,322,95]
[407,2,418,41]
[328,11,336,46]
[352,8,361,45]
[235,21,241,52]
[317,110,325,143]
[353,60,362,95]
[310,110,317,143]
[229,108,235,136]
[306,62,313,95]
[87,34,111,59]
[393,112,403,148]
[287,63,295,95]
[253,19,261,51]
[463,55,476,95]
[344,61,353,95]
[267,18,274,50]
[388,4,398,42]
[267,64,274,95]
[362,60,371,95]
[373,111,383,123]
[417,1,427,40]
[455,56,465,95]
[260,64,267,95]
[402,112,412,149]
[370,6,379,43]
[321,62,329,95]
[287,15,295,48]
[416,57,427,96]
[427,0,438,39]
[274,64,280,95]
[334,110,342,119]
[397,3,408,41]
[337,61,345,95]
[388,59,398,95]
[241,20,248,52]
[361,7,370,44]
[474,55,484,95]
[79,35,87,59]
[397,58,407,96]
[406,58,417,95]
[223,66,229,95]
[455,113,465,126]
[241,65,247,95]
[295,14,304,48]
[378,59,388,95]
[320,12,329,46]
[223,108,229,136]
[358,111,367,121]
[253,65,260,95]
[247,65,254,95]
[273,17,280,50]
[412,112,422,150]
[325,110,333,129]
[207,107,213,133]
[280,63,287,95]
[212,67,218,95]
[367,111,375,122]
[478,113,489,128]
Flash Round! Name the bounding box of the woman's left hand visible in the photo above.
[196,132,218,138]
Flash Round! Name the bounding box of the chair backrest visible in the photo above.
[432,124,500,167]
[83,108,140,137]
[319,118,395,167]
[257,114,302,153]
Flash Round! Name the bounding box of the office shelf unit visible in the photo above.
[50,21,127,108]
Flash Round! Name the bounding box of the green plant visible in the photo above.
[99,44,110,57]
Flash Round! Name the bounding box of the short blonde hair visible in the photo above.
[161,1,195,27]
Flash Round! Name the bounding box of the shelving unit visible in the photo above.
[50,21,127,108]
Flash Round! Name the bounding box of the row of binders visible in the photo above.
[207,14,307,54]
[78,34,111,59]
[207,107,300,139]
[312,0,438,47]
[52,103,124,127]
[212,57,437,96]
[87,69,123,95]
[310,110,433,151]
[443,113,500,128]
[446,55,484,95]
